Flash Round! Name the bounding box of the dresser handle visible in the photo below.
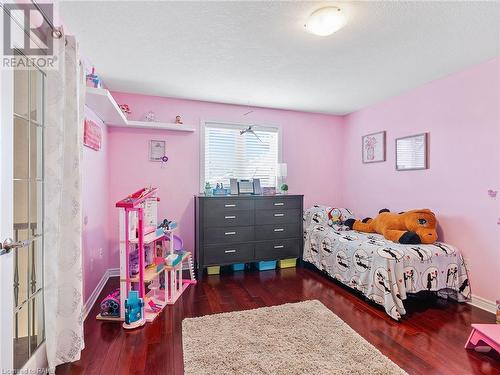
[274,202,284,206]
[225,215,236,219]
[225,249,236,253]
[274,245,284,249]
[274,213,284,217]
[274,228,284,232]
[225,231,236,235]
[224,204,236,208]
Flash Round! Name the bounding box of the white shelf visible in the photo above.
[85,87,196,132]
[124,121,195,132]
[85,87,128,125]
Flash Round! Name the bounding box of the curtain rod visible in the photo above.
[31,0,63,39]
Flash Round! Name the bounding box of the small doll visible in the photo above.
[175,115,183,124]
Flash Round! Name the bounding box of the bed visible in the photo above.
[302,205,471,320]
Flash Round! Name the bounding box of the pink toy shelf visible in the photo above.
[96,187,196,324]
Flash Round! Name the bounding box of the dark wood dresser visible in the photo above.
[195,194,303,278]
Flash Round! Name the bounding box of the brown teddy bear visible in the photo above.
[344,209,438,244]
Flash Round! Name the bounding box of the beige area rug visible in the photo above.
[182,300,407,375]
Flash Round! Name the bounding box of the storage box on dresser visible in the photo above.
[195,195,304,278]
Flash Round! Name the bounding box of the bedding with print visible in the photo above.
[302,206,471,320]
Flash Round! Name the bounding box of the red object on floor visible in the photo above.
[465,324,500,354]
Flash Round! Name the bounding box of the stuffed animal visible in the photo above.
[344,209,438,244]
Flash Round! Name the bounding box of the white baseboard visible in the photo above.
[468,294,496,314]
[83,267,120,320]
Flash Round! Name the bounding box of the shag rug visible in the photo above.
[182,300,407,375]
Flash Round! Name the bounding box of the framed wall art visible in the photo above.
[149,140,166,162]
[362,131,386,163]
[395,133,428,171]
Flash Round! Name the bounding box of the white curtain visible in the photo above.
[44,35,85,370]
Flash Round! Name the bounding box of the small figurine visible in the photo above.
[145,111,156,122]
[158,219,177,231]
[119,104,131,115]
[204,182,213,196]
[175,115,183,124]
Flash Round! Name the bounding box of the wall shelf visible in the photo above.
[86,87,195,132]
[85,87,128,126]
[123,121,195,132]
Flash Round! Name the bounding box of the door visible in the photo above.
[0,14,46,372]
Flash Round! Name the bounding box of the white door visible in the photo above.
[0,8,46,372]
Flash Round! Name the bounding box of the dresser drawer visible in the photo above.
[204,198,254,212]
[255,208,301,225]
[255,197,302,210]
[204,209,254,228]
[204,226,254,244]
[255,239,301,260]
[255,223,301,240]
[204,243,254,265]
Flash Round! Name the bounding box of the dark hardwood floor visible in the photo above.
[56,266,499,375]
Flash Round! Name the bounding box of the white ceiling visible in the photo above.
[59,1,500,115]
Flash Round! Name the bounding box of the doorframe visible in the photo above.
[0,28,16,372]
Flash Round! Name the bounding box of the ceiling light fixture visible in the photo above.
[305,6,347,37]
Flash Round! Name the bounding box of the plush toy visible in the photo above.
[344,209,438,244]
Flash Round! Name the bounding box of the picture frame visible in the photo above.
[83,119,102,151]
[362,131,386,163]
[149,140,166,162]
[395,133,428,171]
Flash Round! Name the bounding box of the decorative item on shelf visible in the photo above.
[213,183,229,196]
[145,111,156,122]
[277,163,288,194]
[362,131,386,163]
[488,189,497,198]
[262,186,276,196]
[204,182,213,196]
[280,184,289,195]
[119,104,131,116]
[175,115,183,124]
[83,119,102,151]
[86,67,102,88]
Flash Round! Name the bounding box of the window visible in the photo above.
[202,122,280,189]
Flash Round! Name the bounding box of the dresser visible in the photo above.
[195,194,303,278]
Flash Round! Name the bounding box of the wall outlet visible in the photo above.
[98,248,103,258]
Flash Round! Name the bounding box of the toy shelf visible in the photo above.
[124,121,195,132]
[85,87,195,131]
[129,231,166,244]
[129,265,164,283]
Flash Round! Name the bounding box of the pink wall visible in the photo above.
[341,57,500,303]
[82,108,110,303]
[106,94,345,267]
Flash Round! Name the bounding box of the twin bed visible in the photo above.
[302,206,471,320]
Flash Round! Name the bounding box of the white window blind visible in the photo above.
[204,123,279,188]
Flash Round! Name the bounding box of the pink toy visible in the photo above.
[465,324,500,354]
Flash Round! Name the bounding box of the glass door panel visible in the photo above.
[12,60,45,369]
